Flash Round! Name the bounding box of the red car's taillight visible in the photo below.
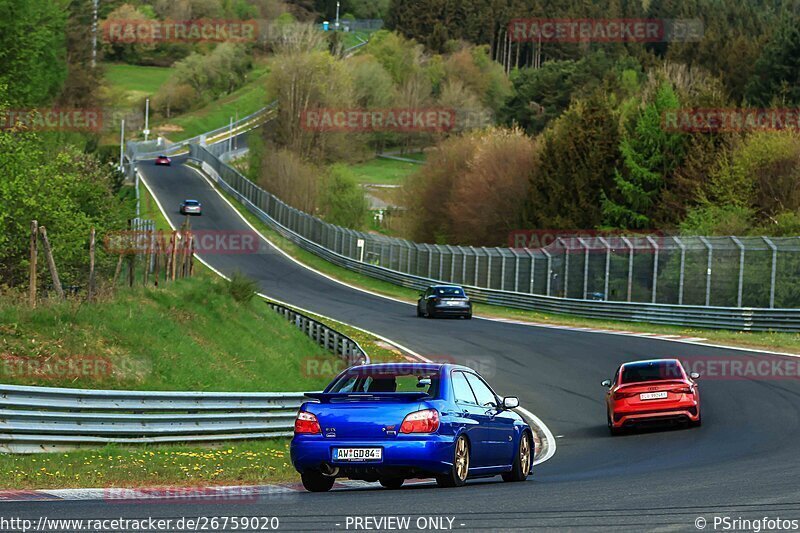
[400,409,440,434]
[672,386,693,394]
[294,411,321,434]
[613,390,638,400]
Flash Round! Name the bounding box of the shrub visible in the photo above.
[228,272,259,303]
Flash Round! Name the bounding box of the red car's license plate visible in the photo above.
[640,391,668,400]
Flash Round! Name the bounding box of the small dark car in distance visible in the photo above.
[180,199,202,216]
[155,155,171,166]
[417,285,472,319]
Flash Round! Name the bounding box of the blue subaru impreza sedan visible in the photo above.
[290,363,533,492]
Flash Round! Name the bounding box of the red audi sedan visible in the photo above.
[602,359,701,435]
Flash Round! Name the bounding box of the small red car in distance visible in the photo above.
[602,358,701,435]
[155,155,171,166]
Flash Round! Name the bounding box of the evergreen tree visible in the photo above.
[602,83,686,229]
[746,13,800,106]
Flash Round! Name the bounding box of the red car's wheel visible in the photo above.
[608,411,623,436]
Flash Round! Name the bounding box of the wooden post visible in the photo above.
[29,220,38,307]
[153,232,160,287]
[39,226,65,300]
[127,220,134,287]
[188,235,195,277]
[113,253,124,286]
[170,231,178,281]
[128,251,135,287]
[143,228,150,286]
[183,233,191,278]
[88,227,96,300]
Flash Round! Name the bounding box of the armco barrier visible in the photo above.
[0,385,305,453]
[266,301,369,367]
[190,145,800,332]
[0,301,368,453]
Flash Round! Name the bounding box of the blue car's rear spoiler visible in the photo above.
[304,392,430,402]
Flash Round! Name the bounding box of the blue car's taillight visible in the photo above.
[295,411,321,434]
[400,409,439,434]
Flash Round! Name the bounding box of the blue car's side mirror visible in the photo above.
[502,397,519,410]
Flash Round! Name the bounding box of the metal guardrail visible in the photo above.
[266,301,369,367]
[191,145,800,332]
[125,36,369,163]
[126,103,278,162]
[0,385,305,453]
[0,301,368,452]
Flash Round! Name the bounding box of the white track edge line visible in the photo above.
[183,164,799,360]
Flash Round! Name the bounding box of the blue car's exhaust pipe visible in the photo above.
[320,463,339,477]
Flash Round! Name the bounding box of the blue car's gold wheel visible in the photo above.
[436,435,469,488]
[503,431,532,482]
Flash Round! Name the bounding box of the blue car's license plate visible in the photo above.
[333,448,382,462]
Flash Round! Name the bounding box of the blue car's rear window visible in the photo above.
[328,367,440,398]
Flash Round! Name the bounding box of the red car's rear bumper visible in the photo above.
[610,398,700,428]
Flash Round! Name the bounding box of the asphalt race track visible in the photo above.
[5,158,800,531]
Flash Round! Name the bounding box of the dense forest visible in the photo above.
[3,0,800,290]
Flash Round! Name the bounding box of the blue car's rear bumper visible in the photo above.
[291,435,456,477]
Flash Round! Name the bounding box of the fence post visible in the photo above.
[700,236,712,306]
[88,228,96,300]
[599,237,611,301]
[542,248,552,297]
[29,220,38,307]
[675,237,686,305]
[647,236,659,304]
[763,237,777,308]
[485,248,492,288]
[500,251,506,290]
[526,248,535,294]
[425,244,433,279]
[170,231,178,281]
[461,247,468,285]
[39,226,64,300]
[556,238,569,298]
[622,237,633,302]
[731,236,745,307]
[514,250,520,292]
[579,238,589,299]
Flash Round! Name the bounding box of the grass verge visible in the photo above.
[159,63,271,141]
[0,276,338,392]
[204,174,800,355]
[0,441,294,489]
[349,157,420,186]
[103,63,171,105]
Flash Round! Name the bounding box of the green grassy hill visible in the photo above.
[0,277,336,392]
